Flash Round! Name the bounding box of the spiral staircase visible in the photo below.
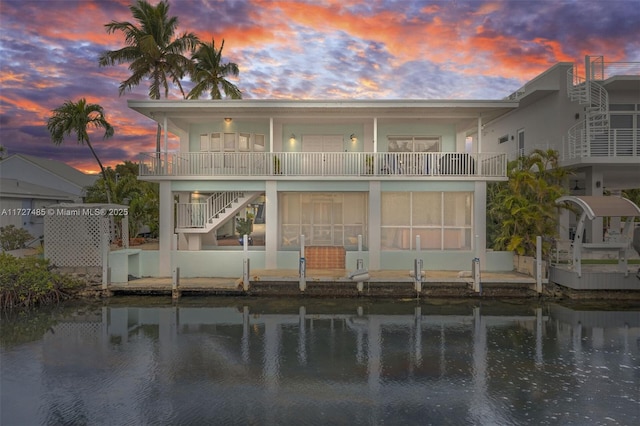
[566,56,610,158]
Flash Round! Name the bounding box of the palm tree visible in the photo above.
[98,0,198,153]
[187,38,242,99]
[47,99,114,204]
[488,149,572,257]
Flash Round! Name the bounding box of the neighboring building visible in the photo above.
[482,55,640,243]
[0,154,97,238]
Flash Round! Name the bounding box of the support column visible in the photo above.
[477,115,483,153]
[585,167,604,243]
[159,181,173,276]
[474,181,487,266]
[368,181,381,270]
[177,192,189,250]
[265,180,278,269]
[373,117,378,153]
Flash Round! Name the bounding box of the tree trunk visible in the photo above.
[86,139,112,205]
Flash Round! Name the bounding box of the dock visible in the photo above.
[108,269,540,298]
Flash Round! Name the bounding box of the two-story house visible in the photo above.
[129,100,517,278]
[482,56,640,243]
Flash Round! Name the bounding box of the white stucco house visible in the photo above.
[0,153,97,238]
[482,55,640,243]
[127,55,639,279]
[129,99,517,278]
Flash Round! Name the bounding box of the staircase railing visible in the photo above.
[176,191,245,229]
[566,57,610,159]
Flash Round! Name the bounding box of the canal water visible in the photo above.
[1,298,638,425]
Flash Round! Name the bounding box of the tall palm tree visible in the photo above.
[47,98,114,204]
[98,0,198,153]
[187,38,242,99]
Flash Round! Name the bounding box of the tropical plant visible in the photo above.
[47,98,114,204]
[0,253,82,310]
[488,149,572,257]
[98,0,199,153]
[85,161,159,238]
[0,225,33,251]
[236,214,254,245]
[187,38,242,100]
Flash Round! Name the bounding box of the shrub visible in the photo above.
[0,253,83,310]
[0,225,33,251]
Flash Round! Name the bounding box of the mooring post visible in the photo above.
[414,235,423,294]
[350,234,369,293]
[414,258,423,294]
[357,234,363,270]
[299,234,306,292]
[172,267,180,300]
[243,234,250,291]
[472,257,481,293]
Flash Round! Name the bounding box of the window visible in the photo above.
[279,192,368,249]
[210,133,221,151]
[239,133,251,152]
[517,129,525,156]
[254,134,265,152]
[498,135,509,144]
[609,104,635,111]
[381,192,472,251]
[388,136,440,152]
[200,134,209,151]
[224,133,236,151]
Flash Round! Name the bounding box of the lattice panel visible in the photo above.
[45,213,109,267]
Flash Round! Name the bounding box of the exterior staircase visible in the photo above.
[566,56,610,158]
[176,191,262,234]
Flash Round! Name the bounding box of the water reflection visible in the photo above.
[1,300,639,425]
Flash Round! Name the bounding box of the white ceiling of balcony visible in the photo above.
[129,99,518,132]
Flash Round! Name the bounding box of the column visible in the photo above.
[474,181,487,266]
[159,181,172,276]
[585,167,604,243]
[265,181,278,269]
[369,181,381,270]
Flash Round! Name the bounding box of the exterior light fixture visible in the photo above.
[224,117,232,123]
[350,133,357,142]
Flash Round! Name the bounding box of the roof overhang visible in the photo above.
[601,75,640,91]
[128,99,518,133]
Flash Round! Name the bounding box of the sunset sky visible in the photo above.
[1,0,639,174]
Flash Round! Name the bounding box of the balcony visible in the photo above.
[139,152,507,179]
[566,128,639,160]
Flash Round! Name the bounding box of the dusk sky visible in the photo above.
[1,0,639,174]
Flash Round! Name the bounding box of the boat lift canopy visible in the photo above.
[555,196,640,277]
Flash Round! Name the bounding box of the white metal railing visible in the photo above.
[176,202,206,228]
[565,128,638,159]
[176,191,245,229]
[139,152,507,178]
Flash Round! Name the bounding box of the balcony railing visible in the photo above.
[567,128,639,159]
[139,152,507,178]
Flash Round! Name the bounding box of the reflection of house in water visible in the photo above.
[38,305,640,424]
